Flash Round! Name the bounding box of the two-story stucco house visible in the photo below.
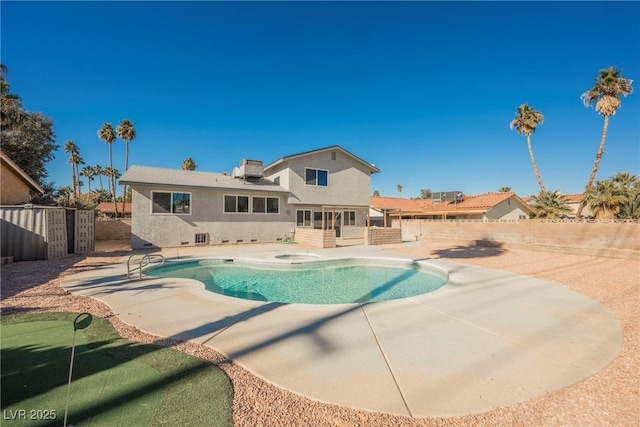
[119,146,380,249]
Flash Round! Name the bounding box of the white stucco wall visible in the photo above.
[130,186,295,249]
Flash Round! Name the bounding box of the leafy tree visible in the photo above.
[98,123,118,215]
[499,186,512,193]
[1,64,58,187]
[181,157,197,170]
[419,188,432,199]
[577,67,633,217]
[530,190,571,219]
[510,103,546,192]
[372,190,380,197]
[117,119,136,213]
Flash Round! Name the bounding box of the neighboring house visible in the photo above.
[96,202,132,218]
[0,150,45,205]
[371,192,534,221]
[119,146,380,249]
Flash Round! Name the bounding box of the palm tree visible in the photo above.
[98,123,118,215]
[510,103,546,192]
[56,186,73,206]
[94,165,105,190]
[80,165,95,194]
[577,67,633,217]
[499,186,512,193]
[397,184,403,195]
[181,157,197,170]
[583,180,626,219]
[71,152,85,196]
[529,190,571,219]
[117,119,136,214]
[372,190,380,197]
[419,188,432,199]
[63,141,81,199]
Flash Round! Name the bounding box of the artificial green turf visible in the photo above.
[1,312,234,427]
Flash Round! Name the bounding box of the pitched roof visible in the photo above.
[0,150,45,194]
[372,192,534,216]
[96,202,132,214]
[264,145,380,174]
[370,196,433,213]
[119,165,289,193]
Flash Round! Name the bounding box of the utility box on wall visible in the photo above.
[0,206,95,261]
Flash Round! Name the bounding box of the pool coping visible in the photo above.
[61,243,622,417]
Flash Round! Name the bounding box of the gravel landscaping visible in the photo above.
[1,241,638,426]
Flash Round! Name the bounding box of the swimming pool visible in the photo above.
[148,258,448,304]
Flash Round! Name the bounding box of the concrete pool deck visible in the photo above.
[61,243,622,417]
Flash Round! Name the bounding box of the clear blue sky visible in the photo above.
[2,1,639,198]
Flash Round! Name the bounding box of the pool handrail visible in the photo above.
[127,253,165,280]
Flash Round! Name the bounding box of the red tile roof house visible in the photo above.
[371,192,534,224]
[96,202,132,218]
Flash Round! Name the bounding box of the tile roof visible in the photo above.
[370,196,433,212]
[372,192,534,215]
[97,202,132,214]
[119,165,289,193]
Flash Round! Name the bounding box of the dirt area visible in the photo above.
[1,240,638,426]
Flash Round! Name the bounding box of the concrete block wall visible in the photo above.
[394,219,640,258]
[365,228,402,245]
[294,228,336,248]
[95,219,132,241]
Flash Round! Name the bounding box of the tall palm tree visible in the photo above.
[583,180,626,219]
[94,165,105,190]
[64,141,80,199]
[499,186,512,193]
[510,103,546,192]
[397,184,403,195]
[98,123,118,215]
[71,152,85,196]
[529,190,571,219]
[181,157,197,170]
[80,165,95,194]
[577,67,633,217]
[117,119,136,213]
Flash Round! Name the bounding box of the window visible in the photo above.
[344,211,356,226]
[152,192,191,214]
[252,196,279,214]
[296,209,312,227]
[305,168,328,187]
[224,195,249,213]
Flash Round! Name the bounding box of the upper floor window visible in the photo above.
[305,168,328,187]
[224,195,249,213]
[152,192,191,215]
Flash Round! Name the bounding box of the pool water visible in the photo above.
[149,259,447,304]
